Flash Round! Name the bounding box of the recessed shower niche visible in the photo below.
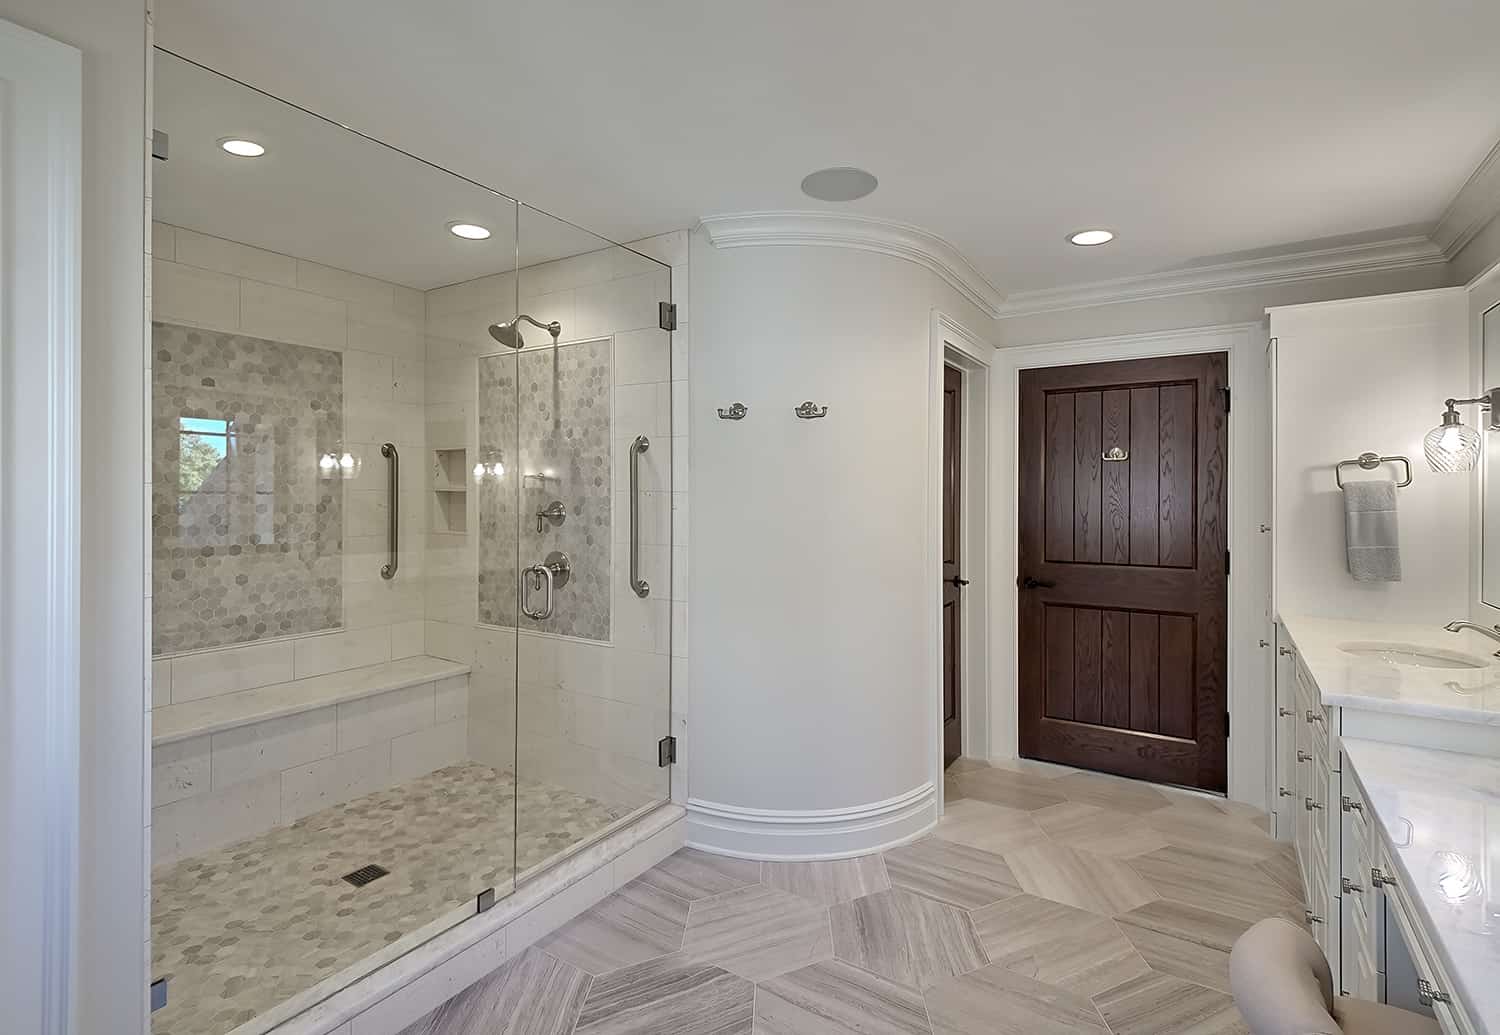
[147,48,675,1035]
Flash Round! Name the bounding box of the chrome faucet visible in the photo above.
[1444,620,1500,656]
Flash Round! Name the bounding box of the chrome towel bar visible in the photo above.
[1334,451,1411,489]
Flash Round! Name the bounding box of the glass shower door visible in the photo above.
[503,205,675,877]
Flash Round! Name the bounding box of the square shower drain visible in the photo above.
[342,863,390,888]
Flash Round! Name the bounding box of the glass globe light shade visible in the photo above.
[1423,416,1481,473]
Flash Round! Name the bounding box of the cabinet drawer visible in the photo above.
[1379,849,1479,1035]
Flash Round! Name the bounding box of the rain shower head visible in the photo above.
[487,314,562,350]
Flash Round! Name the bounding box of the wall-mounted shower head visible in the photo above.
[488,314,562,350]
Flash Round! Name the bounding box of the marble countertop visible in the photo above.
[1342,738,1500,1034]
[152,655,470,745]
[1280,614,1500,725]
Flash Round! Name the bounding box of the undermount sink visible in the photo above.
[1337,642,1493,670]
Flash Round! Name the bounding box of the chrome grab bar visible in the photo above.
[380,442,399,579]
[629,435,650,598]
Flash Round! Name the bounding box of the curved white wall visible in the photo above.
[684,224,994,858]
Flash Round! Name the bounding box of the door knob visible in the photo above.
[1020,576,1056,589]
[948,576,971,588]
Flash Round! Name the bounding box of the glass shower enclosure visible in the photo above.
[148,49,673,1035]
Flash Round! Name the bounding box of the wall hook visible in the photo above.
[794,401,829,419]
[717,402,748,420]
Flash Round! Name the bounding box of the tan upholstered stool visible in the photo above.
[1229,918,1442,1035]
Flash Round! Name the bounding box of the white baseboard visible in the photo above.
[684,783,938,860]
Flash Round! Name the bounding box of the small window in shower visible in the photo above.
[176,415,274,544]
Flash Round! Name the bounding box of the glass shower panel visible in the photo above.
[497,205,674,878]
[149,49,518,1034]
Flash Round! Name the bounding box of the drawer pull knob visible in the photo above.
[1305,797,1324,811]
[1341,795,1363,813]
[1297,751,1312,762]
[1371,868,1398,889]
[1341,877,1364,894]
[1417,978,1452,1006]
[1304,910,1324,925]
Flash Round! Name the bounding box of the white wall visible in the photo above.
[686,229,995,856]
[0,2,147,1033]
[1271,289,1471,623]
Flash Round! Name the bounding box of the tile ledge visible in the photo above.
[152,656,470,746]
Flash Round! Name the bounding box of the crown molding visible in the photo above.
[698,210,1004,318]
[991,235,1447,319]
[1433,137,1500,261]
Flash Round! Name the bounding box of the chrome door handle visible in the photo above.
[520,563,556,620]
[1371,867,1398,889]
[1279,645,1295,657]
[1341,877,1364,894]
[1304,797,1323,811]
[1341,795,1363,813]
[1306,710,1325,724]
[1020,576,1056,589]
[628,435,650,598]
[1279,707,1294,717]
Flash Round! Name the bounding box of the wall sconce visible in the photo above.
[1424,389,1500,473]
[318,448,361,480]
[472,450,506,482]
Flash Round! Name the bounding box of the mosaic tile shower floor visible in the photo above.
[151,763,627,1035]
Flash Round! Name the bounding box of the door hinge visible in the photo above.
[658,735,677,767]
[1225,711,1230,738]
[152,129,170,161]
[150,979,168,1012]
[1225,550,1230,576]
[1219,385,1231,413]
[658,301,678,332]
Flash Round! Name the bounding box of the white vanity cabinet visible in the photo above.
[1273,618,1498,1034]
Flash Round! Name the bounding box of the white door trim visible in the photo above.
[988,322,1272,807]
[0,17,83,1035]
[927,311,993,811]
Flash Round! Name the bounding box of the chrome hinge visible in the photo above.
[1279,707,1293,717]
[1258,638,1270,648]
[1305,910,1324,925]
[1297,751,1312,762]
[658,301,678,331]
[1278,645,1295,657]
[477,888,496,913]
[1341,877,1364,894]
[1371,867,1398,889]
[1278,786,1293,797]
[1418,978,1452,1006]
[1304,797,1323,811]
[658,735,677,767]
[1341,795,1363,813]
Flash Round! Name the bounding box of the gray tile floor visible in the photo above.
[398,761,1302,1034]
[151,764,626,1035]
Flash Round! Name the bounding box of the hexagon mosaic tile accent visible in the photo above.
[151,321,344,655]
[477,340,613,641]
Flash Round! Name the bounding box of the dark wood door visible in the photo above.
[942,365,964,768]
[1018,353,1228,791]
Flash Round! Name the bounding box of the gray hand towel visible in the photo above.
[1343,480,1401,582]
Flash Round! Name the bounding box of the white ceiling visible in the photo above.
[155,0,1500,297]
[154,53,632,290]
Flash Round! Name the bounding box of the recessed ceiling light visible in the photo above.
[800,167,879,202]
[1068,228,1115,246]
[218,138,266,158]
[448,222,492,241]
